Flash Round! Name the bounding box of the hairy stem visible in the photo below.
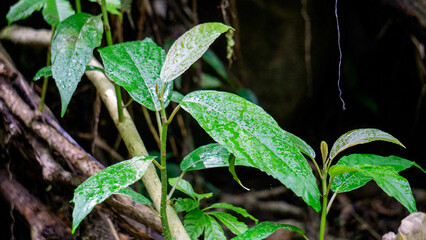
[101,0,123,121]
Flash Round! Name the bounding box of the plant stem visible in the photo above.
[75,0,82,13]
[100,0,124,121]
[39,26,55,111]
[319,169,328,240]
[159,99,172,240]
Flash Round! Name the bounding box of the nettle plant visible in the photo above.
[6,0,426,239]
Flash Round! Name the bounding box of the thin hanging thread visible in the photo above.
[335,0,346,110]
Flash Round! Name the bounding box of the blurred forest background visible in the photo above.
[0,0,425,239]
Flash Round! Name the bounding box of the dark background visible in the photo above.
[0,0,425,239]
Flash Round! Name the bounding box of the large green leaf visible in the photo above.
[208,211,248,235]
[98,39,172,111]
[184,209,206,240]
[330,154,421,193]
[6,0,45,24]
[204,203,258,224]
[71,155,155,233]
[204,215,226,240]
[180,143,252,172]
[231,221,305,240]
[181,90,321,211]
[329,128,405,160]
[160,23,232,83]
[330,164,417,213]
[42,0,75,26]
[51,13,103,116]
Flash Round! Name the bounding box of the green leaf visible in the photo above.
[181,90,321,211]
[184,209,206,240]
[231,221,305,240]
[331,154,419,193]
[237,88,258,105]
[228,154,249,191]
[202,50,228,80]
[331,164,417,213]
[168,177,197,200]
[285,131,316,159]
[170,91,184,104]
[174,198,199,213]
[33,65,52,81]
[42,0,75,26]
[51,13,103,117]
[161,23,232,83]
[208,211,248,235]
[180,143,252,172]
[89,0,121,9]
[201,73,222,89]
[98,39,173,111]
[116,188,152,205]
[72,155,155,233]
[329,128,405,160]
[6,0,45,24]
[204,202,258,224]
[204,215,226,240]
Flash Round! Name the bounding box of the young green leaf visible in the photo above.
[51,13,103,117]
[329,128,405,160]
[181,90,321,211]
[228,154,250,190]
[204,215,227,240]
[184,209,206,240]
[160,23,232,83]
[180,143,252,172]
[33,65,52,81]
[42,0,75,26]
[6,0,45,25]
[89,0,121,16]
[208,211,248,235]
[71,155,155,233]
[170,91,185,104]
[98,39,172,111]
[332,164,417,213]
[231,221,305,240]
[204,202,258,224]
[116,188,152,205]
[168,177,197,200]
[174,198,199,213]
[330,154,421,193]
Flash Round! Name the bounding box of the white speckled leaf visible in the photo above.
[160,22,232,83]
[42,0,75,26]
[285,131,316,159]
[98,39,172,111]
[6,0,45,24]
[72,155,154,233]
[51,13,103,116]
[329,128,405,160]
[181,90,321,211]
[231,221,305,240]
